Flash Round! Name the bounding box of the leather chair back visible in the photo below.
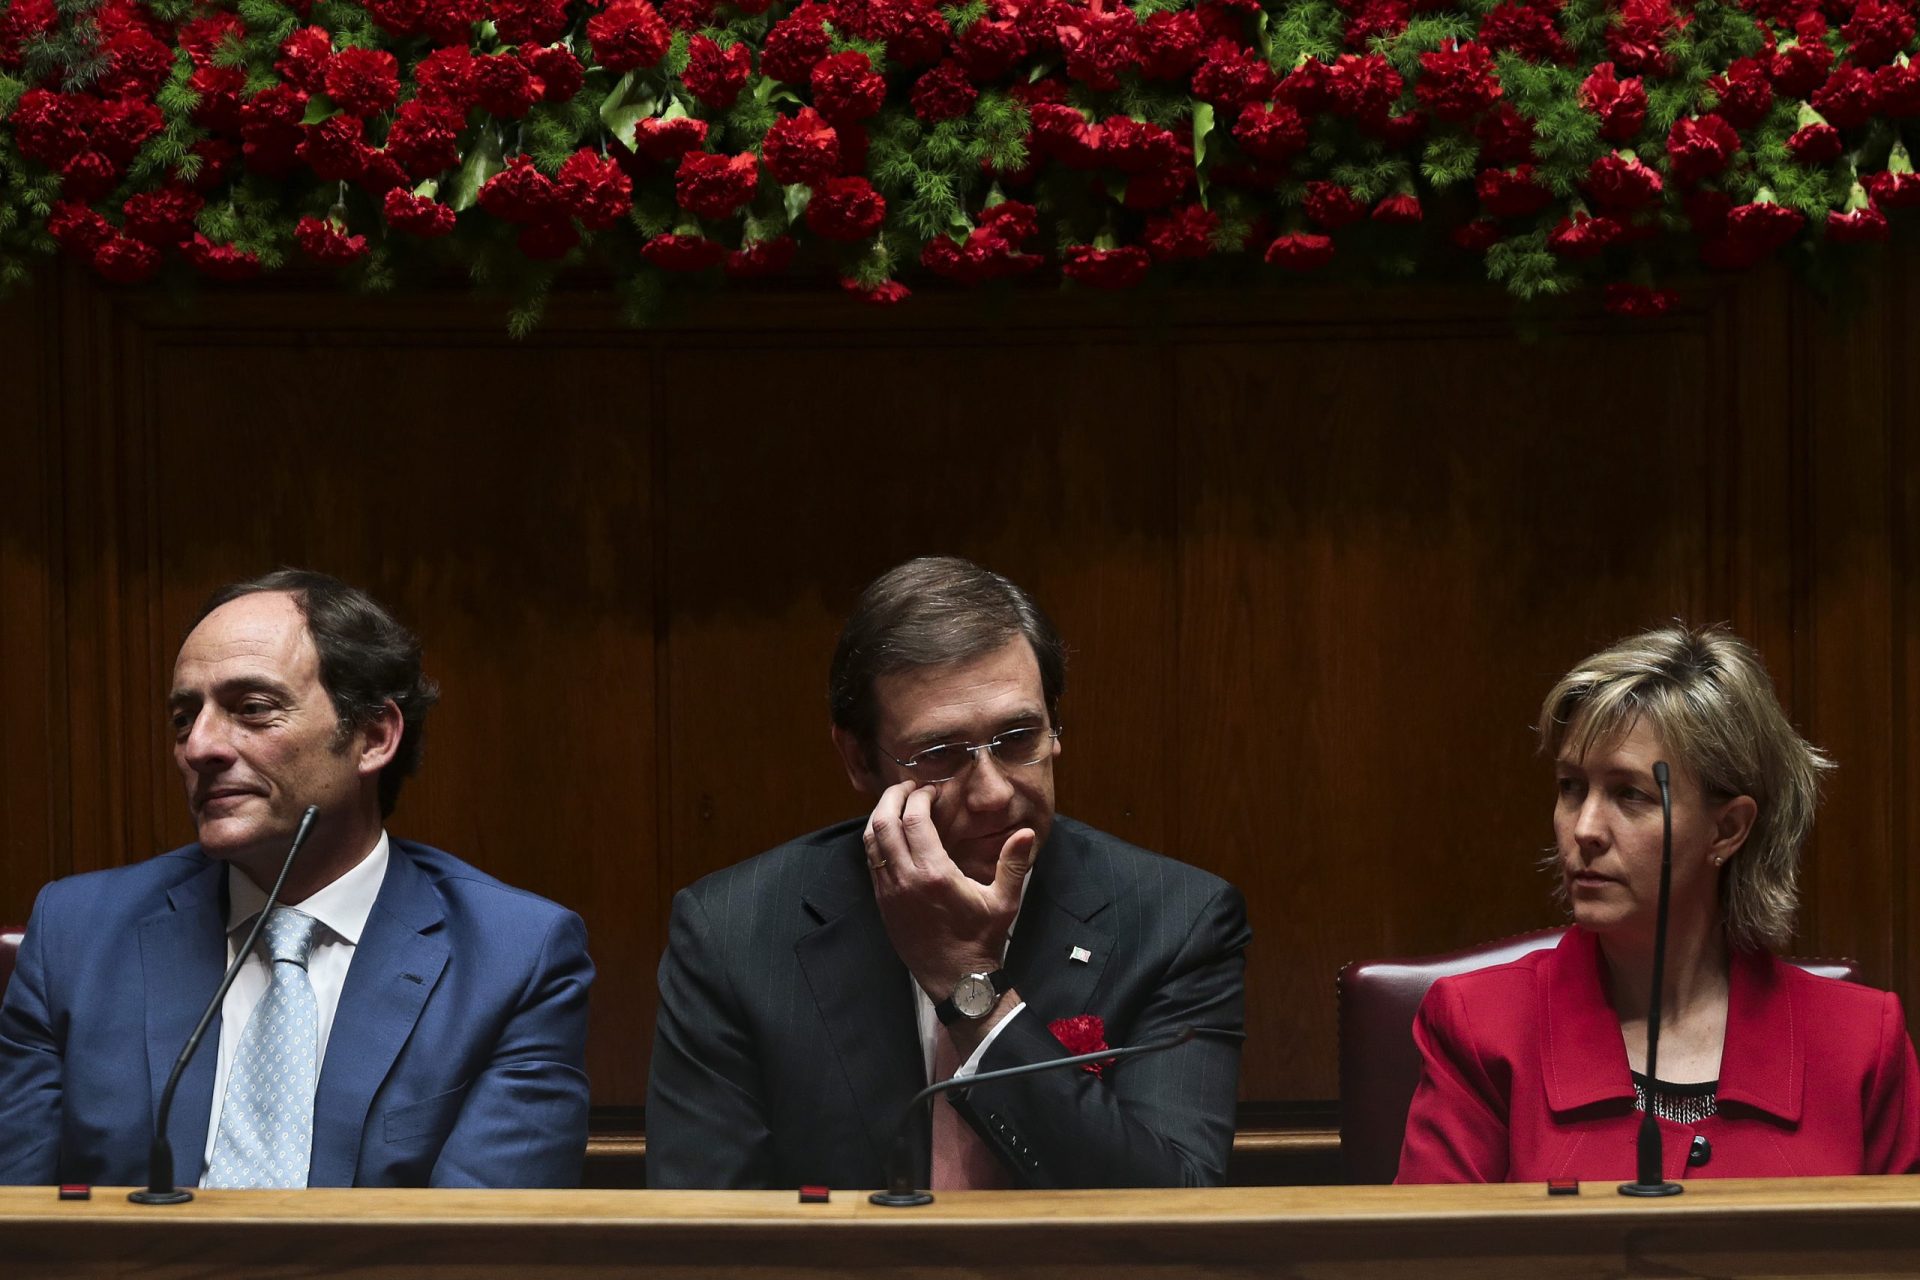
[0,925,21,999]
[1336,927,1862,1184]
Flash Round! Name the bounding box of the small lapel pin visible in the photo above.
[1068,946,1092,964]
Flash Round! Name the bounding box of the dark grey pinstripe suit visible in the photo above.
[645,815,1250,1189]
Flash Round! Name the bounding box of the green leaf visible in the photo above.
[300,93,339,126]
[447,128,505,213]
[1192,101,1215,169]
[783,182,813,223]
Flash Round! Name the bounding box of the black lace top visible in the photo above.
[1631,1071,1719,1124]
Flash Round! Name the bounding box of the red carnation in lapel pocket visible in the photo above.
[1049,1015,1115,1076]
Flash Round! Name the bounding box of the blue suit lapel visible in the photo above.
[139,856,228,1186]
[308,847,449,1188]
[1007,823,1116,1027]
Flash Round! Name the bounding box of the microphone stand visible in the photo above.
[1619,762,1683,1198]
[870,1026,1196,1207]
[131,805,320,1205]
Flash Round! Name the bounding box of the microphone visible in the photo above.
[1619,762,1683,1198]
[869,1024,1197,1206]
[130,805,321,1206]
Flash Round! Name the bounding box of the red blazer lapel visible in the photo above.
[1717,949,1804,1123]
[1540,928,1637,1113]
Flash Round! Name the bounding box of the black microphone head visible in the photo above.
[1652,761,1670,786]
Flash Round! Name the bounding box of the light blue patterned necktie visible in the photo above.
[204,907,322,1189]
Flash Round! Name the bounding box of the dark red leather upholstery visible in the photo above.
[0,925,21,999]
[1336,927,1862,1184]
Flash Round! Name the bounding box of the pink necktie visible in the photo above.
[929,1026,1011,1189]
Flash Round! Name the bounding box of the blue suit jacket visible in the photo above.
[0,839,593,1188]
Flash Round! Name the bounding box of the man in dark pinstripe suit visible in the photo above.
[647,558,1251,1189]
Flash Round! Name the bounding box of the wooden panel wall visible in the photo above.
[1,258,1916,1114]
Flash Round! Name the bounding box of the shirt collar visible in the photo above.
[225,830,390,948]
[1540,926,1803,1122]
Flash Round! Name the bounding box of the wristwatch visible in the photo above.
[934,969,1010,1026]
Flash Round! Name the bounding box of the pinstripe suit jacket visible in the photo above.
[645,816,1250,1189]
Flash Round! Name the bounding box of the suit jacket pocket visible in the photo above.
[383,1082,471,1145]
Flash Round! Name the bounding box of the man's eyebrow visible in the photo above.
[903,709,1045,750]
[167,675,296,709]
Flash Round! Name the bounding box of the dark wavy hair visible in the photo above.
[194,569,440,818]
[829,557,1067,765]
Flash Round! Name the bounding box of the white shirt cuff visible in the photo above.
[953,1002,1026,1078]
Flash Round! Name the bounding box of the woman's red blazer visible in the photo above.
[1396,927,1920,1182]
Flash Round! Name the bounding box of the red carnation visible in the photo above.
[385,100,464,179]
[1372,192,1422,224]
[912,60,978,122]
[179,4,244,57]
[642,232,728,269]
[882,0,950,68]
[1876,58,1920,117]
[1278,57,1335,112]
[1028,102,1102,167]
[676,150,760,219]
[1583,150,1663,211]
[954,17,1029,80]
[1143,203,1220,261]
[99,25,173,97]
[587,0,671,73]
[1139,10,1205,80]
[382,188,458,236]
[1344,0,1409,50]
[662,0,718,28]
[297,114,368,182]
[1827,204,1890,242]
[1304,180,1366,228]
[979,198,1039,244]
[1100,116,1178,173]
[523,44,584,103]
[1771,37,1834,98]
[188,64,247,135]
[1264,230,1336,271]
[362,0,424,36]
[275,26,332,92]
[1812,65,1876,130]
[1603,282,1678,316]
[415,46,480,109]
[122,186,203,247]
[684,36,754,108]
[841,277,912,304]
[1061,8,1140,91]
[182,233,262,280]
[557,148,632,230]
[1706,57,1774,129]
[1865,168,1920,208]
[1481,1,1572,63]
[762,4,834,83]
[1606,0,1684,75]
[1546,210,1620,258]
[473,53,542,118]
[1665,114,1740,185]
[91,233,161,284]
[1232,100,1308,164]
[1470,103,1534,166]
[479,155,563,223]
[324,47,400,118]
[59,151,119,203]
[1579,63,1647,142]
[811,51,887,125]
[807,175,887,240]
[93,96,164,165]
[725,236,798,277]
[491,0,571,46]
[11,89,89,171]
[1477,164,1553,217]
[635,115,711,161]
[1061,243,1151,288]
[1192,41,1278,107]
[294,214,369,265]
[1843,0,1916,66]
[1415,41,1501,122]
[185,137,239,191]
[0,0,57,69]
[1453,217,1504,251]
[48,201,112,253]
[1048,1015,1115,1074]
[1725,199,1806,254]
[1786,121,1844,165]
[1326,52,1402,125]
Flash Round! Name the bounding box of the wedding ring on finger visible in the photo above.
[868,857,889,871]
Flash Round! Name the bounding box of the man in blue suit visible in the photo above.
[0,570,593,1188]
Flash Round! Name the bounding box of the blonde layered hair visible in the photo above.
[1537,624,1833,951]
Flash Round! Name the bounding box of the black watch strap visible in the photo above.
[933,968,1010,1026]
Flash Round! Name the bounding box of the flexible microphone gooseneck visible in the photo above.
[1619,762,1683,1198]
[130,804,321,1206]
[869,1024,1198,1206]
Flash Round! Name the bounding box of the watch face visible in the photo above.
[953,973,996,1019]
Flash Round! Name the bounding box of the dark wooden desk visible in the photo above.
[6,1178,1920,1278]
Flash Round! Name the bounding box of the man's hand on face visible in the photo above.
[864,780,1035,1007]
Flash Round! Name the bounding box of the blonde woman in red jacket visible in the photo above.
[1398,625,1920,1183]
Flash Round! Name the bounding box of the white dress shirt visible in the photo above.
[200,832,389,1179]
